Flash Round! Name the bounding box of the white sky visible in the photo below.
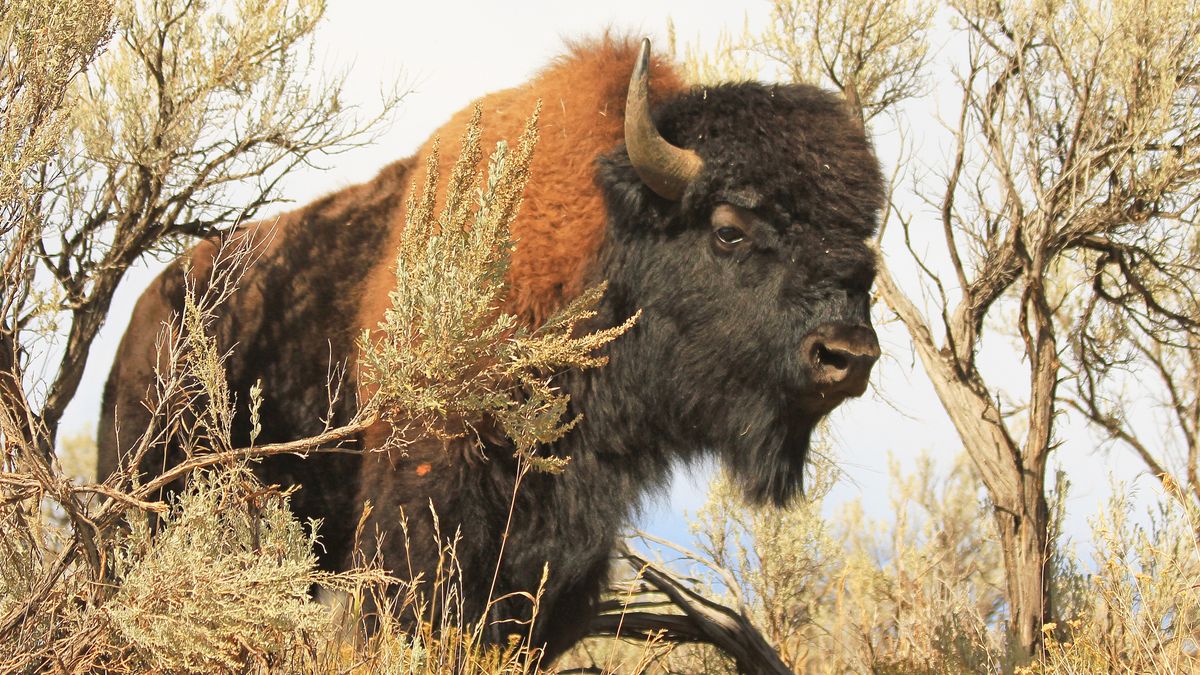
[64,1,1161,553]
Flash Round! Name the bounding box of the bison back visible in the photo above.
[97,158,414,569]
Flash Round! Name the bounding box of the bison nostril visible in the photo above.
[800,323,881,397]
[814,343,850,372]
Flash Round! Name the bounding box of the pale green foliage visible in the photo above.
[761,0,933,121]
[106,466,332,672]
[64,0,361,250]
[0,0,112,230]
[1020,0,1200,511]
[180,286,237,450]
[360,106,639,472]
[0,0,112,345]
[950,0,1200,274]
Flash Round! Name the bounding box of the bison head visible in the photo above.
[591,40,883,506]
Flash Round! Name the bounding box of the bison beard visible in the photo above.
[98,38,883,661]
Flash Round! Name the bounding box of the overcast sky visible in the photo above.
[65,1,1159,551]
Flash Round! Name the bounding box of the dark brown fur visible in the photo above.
[100,158,413,568]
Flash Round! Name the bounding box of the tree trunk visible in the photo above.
[875,263,1052,664]
[994,478,1051,662]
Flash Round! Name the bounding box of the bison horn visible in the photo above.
[625,38,703,201]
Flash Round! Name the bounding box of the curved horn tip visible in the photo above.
[624,35,703,201]
[636,38,651,75]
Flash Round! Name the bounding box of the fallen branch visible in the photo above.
[590,536,793,675]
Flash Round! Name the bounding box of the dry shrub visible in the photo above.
[824,456,1010,674]
[359,104,638,473]
[622,454,1199,674]
[1032,480,1200,674]
[618,453,1009,674]
[104,465,333,672]
[0,461,551,673]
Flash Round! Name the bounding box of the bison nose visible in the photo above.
[800,323,880,397]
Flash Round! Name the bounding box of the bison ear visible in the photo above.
[624,38,703,201]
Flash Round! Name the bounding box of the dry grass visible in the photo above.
[1030,479,1200,674]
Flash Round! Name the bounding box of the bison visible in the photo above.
[98,37,883,658]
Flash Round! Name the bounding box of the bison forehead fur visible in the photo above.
[98,36,884,661]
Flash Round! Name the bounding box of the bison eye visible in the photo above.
[712,225,747,252]
[709,203,754,254]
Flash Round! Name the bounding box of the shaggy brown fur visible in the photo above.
[100,37,688,634]
[99,35,885,661]
[357,38,684,332]
[355,39,683,456]
[99,158,414,568]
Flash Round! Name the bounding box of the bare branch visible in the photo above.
[592,541,793,675]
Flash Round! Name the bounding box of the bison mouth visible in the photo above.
[788,387,855,418]
[705,336,877,507]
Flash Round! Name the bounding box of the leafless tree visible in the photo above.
[876,0,1200,659]
[688,0,1200,661]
